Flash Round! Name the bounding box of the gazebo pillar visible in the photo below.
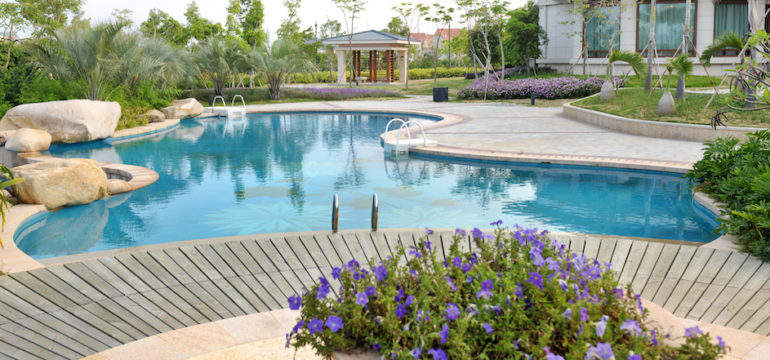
[336,50,346,84]
[398,50,408,83]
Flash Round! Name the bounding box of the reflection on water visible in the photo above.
[17,112,718,259]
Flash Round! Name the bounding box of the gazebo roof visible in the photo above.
[321,30,412,44]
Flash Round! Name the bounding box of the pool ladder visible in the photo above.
[331,193,378,233]
[211,95,246,118]
[382,118,436,156]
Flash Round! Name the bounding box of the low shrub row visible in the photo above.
[288,224,726,359]
[456,76,610,100]
[187,86,401,104]
[685,130,770,260]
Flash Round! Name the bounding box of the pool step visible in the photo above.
[383,138,437,156]
[204,106,246,118]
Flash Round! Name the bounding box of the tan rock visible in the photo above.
[0,100,120,143]
[146,109,165,123]
[162,106,177,119]
[170,98,204,118]
[12,159,108,209]
[106,178,132,195]
[5,128,52,152]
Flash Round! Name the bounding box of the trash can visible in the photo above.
[433,87,449,102]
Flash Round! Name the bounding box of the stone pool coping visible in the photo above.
[564,94,765,142]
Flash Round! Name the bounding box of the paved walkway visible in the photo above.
[2,230,769,359]
[240,97,707,164]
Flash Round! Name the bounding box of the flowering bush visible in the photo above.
[287,224,726,359]
[284,87,401,101]
[457,77,625,100]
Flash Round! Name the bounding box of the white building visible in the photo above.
[536,0,761,75]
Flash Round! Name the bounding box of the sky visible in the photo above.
[82,0,527,39]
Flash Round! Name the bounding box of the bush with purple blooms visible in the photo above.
[286,224,727,359]
[456,77,625,100]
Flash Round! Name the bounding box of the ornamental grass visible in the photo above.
[287,223,726,359]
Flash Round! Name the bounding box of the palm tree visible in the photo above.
[670,54,693,100]
[29,21,128,100]
[248,39,316,100]
[113,34,191,96]
[700,32,747,66]
[601,50,647,101]
[194,37,245,97]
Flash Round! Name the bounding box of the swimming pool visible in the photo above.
[15,112,719,259]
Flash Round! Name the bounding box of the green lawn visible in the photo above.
[573,88,770,128]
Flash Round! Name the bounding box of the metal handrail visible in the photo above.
[371,193,379,231]
[395,120,427,151]
[231,95,246,108]
[332,193,339,233]
[212,95,227,108]
[384,118,410,142]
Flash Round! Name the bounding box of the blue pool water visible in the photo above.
[15,112,719,259]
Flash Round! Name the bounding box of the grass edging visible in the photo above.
[564,94,762,142]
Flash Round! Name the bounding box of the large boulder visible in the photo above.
[106,179,132,195]
[168,98,204,119]
[13,159,108,209]
[5,128,52,152]
[145,109,165,123]
[0,100,120,143]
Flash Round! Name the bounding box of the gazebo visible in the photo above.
[321,30,411,84]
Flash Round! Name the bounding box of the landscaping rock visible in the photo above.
[599,81,615,101]
[5,128,52,152]
[161,106,177,119]
[106,179,132,195]
[145,109,165,123]
[657,91,676,116]
[13,159,108,209]
[0,100,120,143]
[169,98,204,119]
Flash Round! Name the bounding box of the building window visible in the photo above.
[637,1,696,56]
[714,2,748,56]
[585,6,620,57]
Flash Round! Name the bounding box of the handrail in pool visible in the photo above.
[231,94,246,108]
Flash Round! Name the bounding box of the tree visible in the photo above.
[489,0,508,76]
[333,0,367,85]
[18,0,83,37]
[278,0,302,42]
[111,8,133,26]
[140,9,189,46]
[393,2,428,90]
[504,1,546,69]
[644,0,657,91]
[241,0,266,46]
[426,4,454,84]
[185,1,222,44]
[248,39,316,100]
[384,16,408,36]
[0,2,27,70]
[320,19,343,83]
[194,36,245,96]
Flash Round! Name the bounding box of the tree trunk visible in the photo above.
[676,0,691,100]
[406,35,411,90]
[433,47,438,84]
[582,19,587,75]
[498,29,505,79]
[482,29,492,100]
[644,0,657,91]
[469,28,478,77]
[448,23,452,67]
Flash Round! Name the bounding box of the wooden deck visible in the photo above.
[0,230,768,359]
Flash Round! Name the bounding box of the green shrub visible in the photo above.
[287,225,726,359]
[685,130,770,260]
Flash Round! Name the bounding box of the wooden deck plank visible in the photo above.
[22,310,108,352]
[700,257,763,323]
[617,241,648,288]
[224,242,286,307]
[608,238,633,275]
[640,243,681,299]
[182,245,258,315]
[650,246,696,306]
[0,321,83,359]
[710,287,759,326]
[356,233,383,264]
[730,290,770,331]
[326,233,356,266]
[0,327,61,360]
[264,238,317,290]
[291,235,342,297]
[568,234,586,255]
[15,315,97,356]
[195,244,268,312]
[662,247,714,312]
[383,232,408,267]
[211,243,280,310]
[582,236,601,260]
[0,339,40,360]
[673,250,732,318]
[595,237,617,266]
[631,242,665,294]
[40,309,121,348]
[240,240,301,298]
[252,240,311,296]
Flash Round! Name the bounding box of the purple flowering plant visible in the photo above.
[286,224,726,359]
[456,76,627,100]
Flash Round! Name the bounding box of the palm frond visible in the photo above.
[701,31,745,66]
[608,50,647,76]
[671,54,694,78]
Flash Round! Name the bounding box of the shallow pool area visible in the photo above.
[15,112,719,259]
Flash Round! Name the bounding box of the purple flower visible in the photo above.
[405,295,414,307]
[427,348,447,360]
[410,269,419,279]
[514,284,523,297]
[366,285,376,297]
[466,275,473,284]
[409,249,422,258]
[650,329,659,346]
[416,309,429,322]
[477,279,494,299]
[308,318,323,334]
[544,347,565,360]
[471,227,484,238]
[438,323,449,344]
[411,347,422,359]
[563,308,572,320]
[325,315,343,332]
[685,326,703,338]
[455,228,466,237]
[627,355,641,360]
[580,307,588,322]
[596,315,608,338]
[461,262,473,273]
[288,295,301,310]
[395,287,405,302]
[316,277,331,299]
[717,336,726,350]
[291,320,304,334]
[482,323,494,334]
[490,220,503,226]
[444,303,460,321]
[452,257,462,268]
[620,319,642,335]
[585,342,614,360]
[425,227,434,235]
[424,240,432,251]
[346,259,360,270]
[374,265,388,282]
[528,272,544,290]
[395,304,407,318]
[355,292,368,307]
[445,276,457,291]
[373,343,381,350]
[331,267,342,279]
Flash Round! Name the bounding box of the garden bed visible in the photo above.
[573,89,770,128]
